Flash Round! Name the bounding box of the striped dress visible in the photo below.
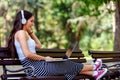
[14,38,83,80]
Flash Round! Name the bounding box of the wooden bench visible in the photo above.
[88,50,120,80]
[0,47,94,80]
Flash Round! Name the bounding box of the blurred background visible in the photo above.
[0,0,119,56]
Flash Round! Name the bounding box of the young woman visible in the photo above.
[8,10,107,80]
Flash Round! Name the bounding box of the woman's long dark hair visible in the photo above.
[8,10,33,58]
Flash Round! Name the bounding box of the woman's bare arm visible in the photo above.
[28,31,42,48]
[15,30,45,60]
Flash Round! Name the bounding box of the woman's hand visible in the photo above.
[26,26,33,35]
[26,25,42,48]
[45,56,54,61]
[27,29,33,35]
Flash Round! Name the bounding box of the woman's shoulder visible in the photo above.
[15,30,28,40]
[16,30,27,36]
[17,30,26,34]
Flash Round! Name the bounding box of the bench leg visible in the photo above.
[89,77,95,80]
[1,74,7,80]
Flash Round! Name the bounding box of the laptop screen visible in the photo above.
[63,41,78,59]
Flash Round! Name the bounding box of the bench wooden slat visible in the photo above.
[36,48,83,58]
[0,60,21,65]
[20,76,67,80]
[101,58,120,63]
[0,52,11,58]
[1,74,26,78]
[20,75,93,80]
[1,74,26,80]
[89,50,120,63]
[38,52,84,58]
[36,48,82,53]
[90,53,120,58]
[89,50,120,54]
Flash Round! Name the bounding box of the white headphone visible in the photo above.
[21,10,26,24]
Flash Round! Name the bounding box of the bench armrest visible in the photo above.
[102,63,120,74]
[108,63,120,68]
[5,66,35,76]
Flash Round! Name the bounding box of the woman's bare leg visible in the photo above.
[79,64,94,76]
[81,64,94,71]
[80,71,93,76]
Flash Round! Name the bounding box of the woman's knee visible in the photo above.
[81,64,94,71]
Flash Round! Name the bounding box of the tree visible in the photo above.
[0,0,117,51]
[114,0,120,51]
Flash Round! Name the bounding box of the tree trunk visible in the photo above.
[114,0,120,51]
[34,0,39,32]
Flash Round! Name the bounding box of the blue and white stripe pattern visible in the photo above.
[21,58,83,80]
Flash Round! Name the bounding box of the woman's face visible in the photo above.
[25,16,34,30]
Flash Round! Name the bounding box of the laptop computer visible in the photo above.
[45,41,78,62]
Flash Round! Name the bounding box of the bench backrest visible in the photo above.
[0,47,21,65]
[36,48,86,63]
[0,47,85,65]
[88,50,120,63]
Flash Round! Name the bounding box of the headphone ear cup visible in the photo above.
[22,18,26,24]
[21,10,26,24]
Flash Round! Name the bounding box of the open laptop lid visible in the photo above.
[45,41,78,62]
[63,41,78,59]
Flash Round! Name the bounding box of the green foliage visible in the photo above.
[0,0,115,52]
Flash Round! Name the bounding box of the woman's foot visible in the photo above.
[93,68,107,80]
[94,59,102,70]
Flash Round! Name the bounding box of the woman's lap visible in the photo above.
[21,58,83,76]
